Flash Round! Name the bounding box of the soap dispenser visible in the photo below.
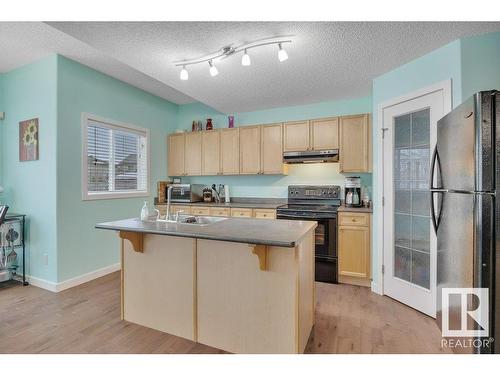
[140,201,149,221]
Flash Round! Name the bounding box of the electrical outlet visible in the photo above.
[43,253,48,266]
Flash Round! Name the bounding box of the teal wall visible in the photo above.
[177,97,373,198]
[461,31,500,100]
[0,56,59,282]
[56,56,178,282]
[0,73,4,194]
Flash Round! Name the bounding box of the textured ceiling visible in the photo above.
[0,22,194,104]
[2,22,500,113]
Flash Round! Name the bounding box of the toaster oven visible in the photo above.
[169,184,204,203]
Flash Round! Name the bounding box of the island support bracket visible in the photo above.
[249,244,268,271]
[119,231,144,253]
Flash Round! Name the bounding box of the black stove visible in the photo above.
[276,185,341,284]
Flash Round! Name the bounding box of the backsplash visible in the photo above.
[182,163,372,199]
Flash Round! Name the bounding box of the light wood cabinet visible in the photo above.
[170,205,192,216]
[261,123,286,174]
[338,212,371,287]
[209,207,231,217]
[184,132,202,176]
[202,130,221,176]
[168,133,185,177]
[191,206,210,216]
[252,209,276,219]
[311,117,339,150]
[230,208,253,218]
[239,126,262,174]
[220,128,240,175]
[339,114,371,173]
[284,120,310,152]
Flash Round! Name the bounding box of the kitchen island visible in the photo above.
[96,216,316,354]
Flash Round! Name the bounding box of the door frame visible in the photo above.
[374,80,452,299]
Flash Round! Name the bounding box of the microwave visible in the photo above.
[169,184,204,203]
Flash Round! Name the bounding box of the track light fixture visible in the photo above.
[208,60,219,76]
[241,49,251,66]
[179,65,188,80]
[174,36,292,80]
[278,43,288,62]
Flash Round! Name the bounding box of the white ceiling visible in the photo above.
[3,22,500,113]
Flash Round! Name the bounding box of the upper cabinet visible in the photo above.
[168,133,185,177]
[339,114,371,173]
[167,113,371,177]
[220,128,240,175]
[261,123,286,175]
[184,132,202,176]
[283,120,310,152]
[284,118,339,152]
[202,130,221,175]
[239,126,262,174]
[311,117,339,150]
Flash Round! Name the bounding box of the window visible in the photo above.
[82,113,149,200]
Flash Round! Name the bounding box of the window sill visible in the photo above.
[82,191,150,201]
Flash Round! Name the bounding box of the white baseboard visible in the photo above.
[26,263,120,293]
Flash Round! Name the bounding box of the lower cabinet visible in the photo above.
[163,205,277,220]
[338,212,371,287]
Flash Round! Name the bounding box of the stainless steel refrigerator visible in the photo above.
[432,90,498,354]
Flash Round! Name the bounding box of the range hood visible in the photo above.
[283,149,339,164]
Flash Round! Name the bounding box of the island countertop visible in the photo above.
[96,217,317,248]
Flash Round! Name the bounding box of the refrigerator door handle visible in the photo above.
[430,144,443,190]
[430,190,444,234]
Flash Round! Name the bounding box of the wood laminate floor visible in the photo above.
[0,272,449,354]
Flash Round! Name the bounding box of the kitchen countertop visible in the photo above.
[155,198,285,210]
[96,217,317,248]
[337,205,373,213]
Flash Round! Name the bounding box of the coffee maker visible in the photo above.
[344,177,362,207]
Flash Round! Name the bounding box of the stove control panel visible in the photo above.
[288,185,341,199]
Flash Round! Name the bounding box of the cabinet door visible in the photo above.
[168,133,185,177]
[184,132,202,176]
[252,209,276,219]
[230,208,253,218]
[311,117,339,150]
[220,128,240,175]
[239,126,262,175]
[191,206,210,216]
[261,123,285,175]
[338,225,370,279]
[202,130,221,176]
[170,205,192,215]
[339,114,371,172]
[209,207,231,217]
[283,121,310,151]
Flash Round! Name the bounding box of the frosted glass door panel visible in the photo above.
[393,109,431,289]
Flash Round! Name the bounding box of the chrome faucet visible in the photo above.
[166,185,173,221]
[212,184,221,204]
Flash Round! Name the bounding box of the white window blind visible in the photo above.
[83,115,149,200]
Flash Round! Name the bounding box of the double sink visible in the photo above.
[144,215,227,226]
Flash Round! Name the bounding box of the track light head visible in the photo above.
[278,43,288,62]
[208,60,219,77]
[180,65,189,80]
[241,49,251,66]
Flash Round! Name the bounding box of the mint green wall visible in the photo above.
[177,97,373,198]
[371,40,463,288]
[56,56,177,282]
[0,56,59,282]
[461,31,500,100]
[0,73,4,192]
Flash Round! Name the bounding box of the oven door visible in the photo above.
[276,214,336,259]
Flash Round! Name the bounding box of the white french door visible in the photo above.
[382,85,450,318]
